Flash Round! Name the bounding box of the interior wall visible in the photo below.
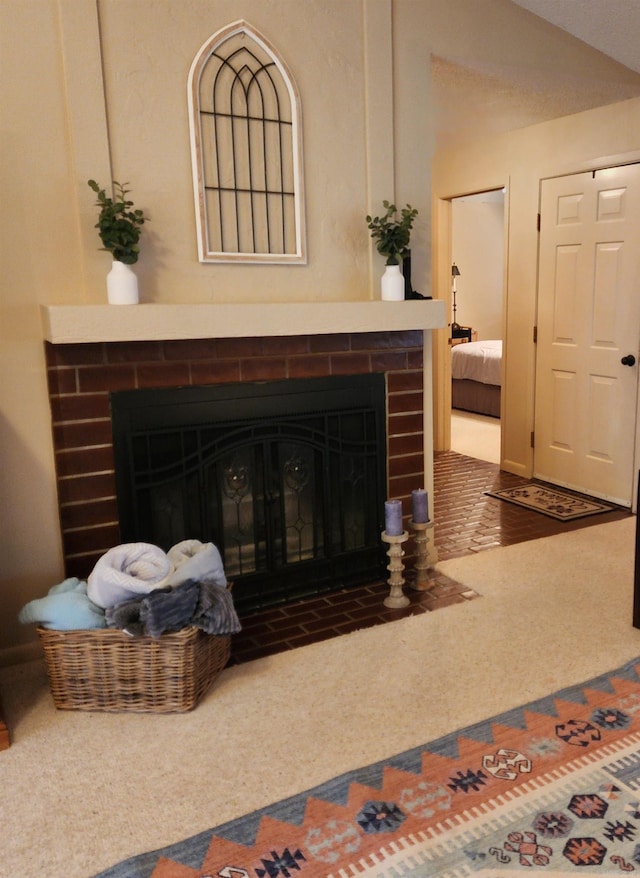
[432,95,640,478]
[3,0,640,660]
[0,0,76,664]
[0,0,408,661]
[451,195,505,340]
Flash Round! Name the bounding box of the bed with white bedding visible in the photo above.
[451,338,502,418]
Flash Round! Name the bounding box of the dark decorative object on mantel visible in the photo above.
[402,250,431,300]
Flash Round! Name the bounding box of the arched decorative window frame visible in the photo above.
[188,20,306,264]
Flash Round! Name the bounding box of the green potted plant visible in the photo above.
[366,201,418,300]
[88,179,147,304]
[366,200,418,265]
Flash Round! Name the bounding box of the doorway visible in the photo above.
[449,189,505,464]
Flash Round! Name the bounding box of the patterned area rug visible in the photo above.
[97,657,640,877]
[486,483,615,521]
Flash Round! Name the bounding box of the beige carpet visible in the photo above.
[1,516,639,878]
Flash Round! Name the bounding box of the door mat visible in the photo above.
[486,483,615,521]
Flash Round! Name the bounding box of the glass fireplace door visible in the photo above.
[112,375,386,612]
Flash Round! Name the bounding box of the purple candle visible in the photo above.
[411,488,429,523]
[384,499,403,535]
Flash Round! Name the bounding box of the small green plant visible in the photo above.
[366,201,418,265]
[88,179,147,265]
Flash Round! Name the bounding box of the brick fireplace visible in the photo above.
[45,329,428,584]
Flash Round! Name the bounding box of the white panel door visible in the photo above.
[534,166,640,506]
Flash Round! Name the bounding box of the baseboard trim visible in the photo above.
[0,640,42,668]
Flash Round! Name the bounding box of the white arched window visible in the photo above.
[188,20,306,263]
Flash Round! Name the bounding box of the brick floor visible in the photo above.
[229,451,631,664]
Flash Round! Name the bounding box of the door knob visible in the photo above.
[621,354,636,366]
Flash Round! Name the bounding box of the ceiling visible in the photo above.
[510,0,640,74]
[431,1,640,150]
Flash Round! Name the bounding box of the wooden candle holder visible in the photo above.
[408,519,435,591]
[381,530,410,608]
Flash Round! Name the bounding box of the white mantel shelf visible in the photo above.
[41,300,446,344]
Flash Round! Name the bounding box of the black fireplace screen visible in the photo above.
[111,375,387,613]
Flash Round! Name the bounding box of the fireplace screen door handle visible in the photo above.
[621,354,636,367]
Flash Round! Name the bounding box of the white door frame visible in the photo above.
[432,186,509,460]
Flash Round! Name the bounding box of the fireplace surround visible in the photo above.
[42,300,445,605]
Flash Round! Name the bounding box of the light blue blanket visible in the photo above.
[18,578,106,630]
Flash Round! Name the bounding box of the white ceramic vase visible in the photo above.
[107,260,139,305]
[381,263,404,301]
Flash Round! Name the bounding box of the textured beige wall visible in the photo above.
[0,0,402,660]
[451,198,505,340]
[0,0,76,662]
[94,0,375,304]
[3,0,640,659]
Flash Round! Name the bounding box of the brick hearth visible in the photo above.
[45,330,425,579]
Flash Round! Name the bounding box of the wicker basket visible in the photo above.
[37,625,231,714]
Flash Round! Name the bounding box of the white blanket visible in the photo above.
[167,540,227,588]
[451,339,502,386]
[87,542,173,609]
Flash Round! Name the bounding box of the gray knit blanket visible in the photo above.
[105,579,241,638]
